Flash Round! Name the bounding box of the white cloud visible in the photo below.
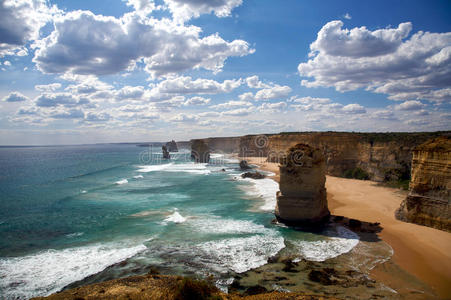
[164,0,242,23]
[34,11,253,78]
[169,113,199,122]
[115,86,145,101]
[49,108,85,119]
[210,100,253,109]
[35,92,87,107]
[245,75,270,89]
[3,60,11,66]
[254,85,292,100]
[221,107,254,116]
[0,0,57,56]
[238,92,254,101]
[85,112,111,122]
[125,0,156,13]
[299,21,451,104]
[394,100,425,111]
[258,101,287,113]
[35,83,62,92]
[183,96,210,106]
[3,91,29,102]
[342,103,366,114]
[343,13,351,20]
[148,76,242,98]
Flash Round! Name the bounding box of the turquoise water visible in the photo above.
[0,144,361,299]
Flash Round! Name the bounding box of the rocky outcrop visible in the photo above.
[162,145,170,159]
[191,139,210,163]
[396,137,451,232]
[275,143,330,226]
[239,160,252,170]
[165,140,178,152]
[241,171,265,179]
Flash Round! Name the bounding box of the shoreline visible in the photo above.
[244,157,451,299]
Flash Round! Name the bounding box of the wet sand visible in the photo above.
[245,157,451,299]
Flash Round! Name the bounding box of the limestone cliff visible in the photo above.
[396,137,451,232]
[275,143,330,225]
[190,139,210,163]
[238,132,450,182]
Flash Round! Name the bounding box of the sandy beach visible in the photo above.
[245,157,451,299]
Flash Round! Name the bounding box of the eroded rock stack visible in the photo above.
[166,140,178,152]
[275,143,330,226]
[162,145,170,159]
[396,136,451,232]
[191,139,210,163]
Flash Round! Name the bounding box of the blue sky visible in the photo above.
[0,0,450,145]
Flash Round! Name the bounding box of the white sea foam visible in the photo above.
[237,176,279,211]
[198,233,285,273]
[115,179,128,185]
[66,232,84,238]
[137,163,210,175]
[81,190,87,194]
[133,175,144,179]
[164,211,187,224]
[0,242,146,299]
[191,217,271,235]
[291,225,359,262]
[137,163,173,172]
[188,216,285,273]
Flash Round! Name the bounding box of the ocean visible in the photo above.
[0,144,366,299]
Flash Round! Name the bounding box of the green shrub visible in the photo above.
[344,168,370,180]
[174,277,220,300]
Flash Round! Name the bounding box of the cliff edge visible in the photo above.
[396,136,451,232]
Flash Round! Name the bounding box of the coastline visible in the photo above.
[245,157,451,299]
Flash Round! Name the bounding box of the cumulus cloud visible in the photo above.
[342,103,366,114]
[0,0,57,56]
[343,13,351,20]
[245,75,270,89]
[169,113,199,122]
[210,100,252,109]
[221,107,254,116]
[254,85,292,100]
[33,11,253,78]
[258,101,287,113]
[183,96,210,105]
[35,83,62,92]
[299,21,451,103]
[164,0,242,23]
[148,76,242,98]
[115,86,145,101]
[35,92,87,107]
[49,108,85,119]
[85,112,111,122]
[3,91,29,102]
[394,100,425,111]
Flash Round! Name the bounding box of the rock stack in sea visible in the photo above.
[396,136,451,232]
[275,143,330,226]
[166,140,178,152]
[162,145,170,159]
[191,139,210,163]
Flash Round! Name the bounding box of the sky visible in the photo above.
[0,0,450,145]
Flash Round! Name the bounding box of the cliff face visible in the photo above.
[191,131,450,182]
[238,132,449,182]
[190,140,210,163]
[275,144,330,225]
[396,137,451,232]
